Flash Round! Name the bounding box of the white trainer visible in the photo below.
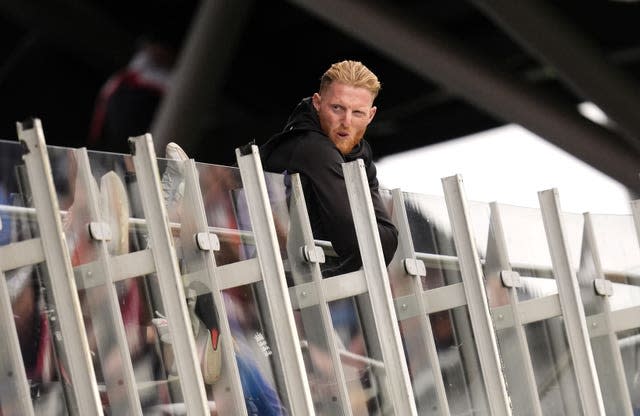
[161,142,188,219]
[151,310,222,384]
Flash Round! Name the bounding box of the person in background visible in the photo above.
[87,40,176,154]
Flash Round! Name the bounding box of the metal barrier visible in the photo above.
[1,120,640,415]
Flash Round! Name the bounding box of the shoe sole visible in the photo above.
[99,171,130,256]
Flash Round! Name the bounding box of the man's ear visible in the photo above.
[312,93,321,111]
[368,106,377,123]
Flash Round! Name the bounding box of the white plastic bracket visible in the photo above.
[301,245,325,264]
[195,232,220,251]
[88,222,112,241]
[403,258,426,277]
[500,270,523,288]
[593,278,613,297]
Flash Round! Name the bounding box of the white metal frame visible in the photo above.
[73,148,143,414]
[389,188,450,415]
[3,126,640,415]
[177,158,248,415]
[286,172,353,415]
[538,188,605,415]
[485,202,542,415]
[578,212,633,415]
[130,134,210,415]
[442,174,512,416]
[0,245,37,416]
[236,145,315,415]
[342,159,418,416]
[17,119,103,415]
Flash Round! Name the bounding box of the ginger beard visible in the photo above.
[313,82,376,155]
[327,123,365,155]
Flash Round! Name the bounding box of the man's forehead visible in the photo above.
[322,82,375,106]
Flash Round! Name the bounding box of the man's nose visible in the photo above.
[342,111,352,126]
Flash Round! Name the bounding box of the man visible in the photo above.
[260,60,398,276]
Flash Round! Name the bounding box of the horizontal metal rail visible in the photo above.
[0,203,337,254]
[5,202,639,300]
[4,202,637,282]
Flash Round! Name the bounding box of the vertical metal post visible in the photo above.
[130,134,209,415]
[0,265,35,416]
[538,189,605,415]
[579,213,632,415]
[486,202,542,415]
[441,175,511,416]
[17,119,103,415]
[287,173,352,415]
[236,145,315,415]
[179,158,247,415]
[17,119,102,415]
[342,159,418,416]
[74,148,143,415]
[151,0,252,152]
[390,188,450,415]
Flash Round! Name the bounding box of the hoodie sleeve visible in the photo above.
[292,136,398,267]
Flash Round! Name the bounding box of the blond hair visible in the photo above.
[319,60,381,98]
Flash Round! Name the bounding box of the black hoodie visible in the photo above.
[260,97,398,275]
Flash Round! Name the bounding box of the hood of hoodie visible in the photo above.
[260,97,370,167]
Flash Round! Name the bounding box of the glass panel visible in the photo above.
[405,193,457,258]
[404,193,459,292]
[467,200,491,262]
[326,297,387,415]
[0,140,70,414]
[589,214,640,413]
[435,306,489,416]
[284,175,348,414]
[386,191,441,414]
[465,201,515,309]
[50,148,143,414]
[402,191,490,415]
[496,204,583,292]
[336,185,408,415]
[284,171,403,414]
[83,149,179,413]
[141,157,292,414]
[492,202,583,415]
[267,168,395,415]
[196,161,289,414]
[589,214,640,288]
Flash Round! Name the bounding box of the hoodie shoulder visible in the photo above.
[282,97,323,133]
[292,133,344,166]
[345,139,373,163]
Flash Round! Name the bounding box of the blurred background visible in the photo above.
[2,0,640,211]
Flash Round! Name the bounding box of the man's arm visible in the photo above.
[366,162,399,266]
[295,139,359,259]
[294,137,398,267]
